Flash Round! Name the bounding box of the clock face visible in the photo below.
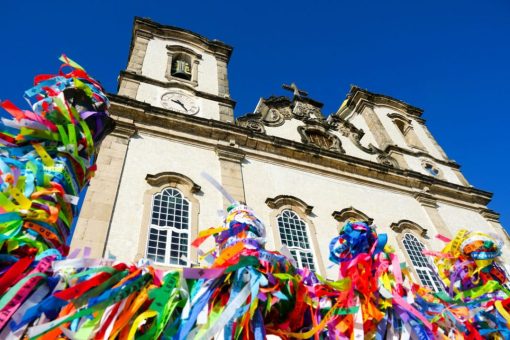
[161,92,200,115]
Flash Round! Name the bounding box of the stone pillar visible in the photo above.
[70,126,134,258]
[216,58,230,97]
[215,142,246,208]
[118,78,140,99]
[404,125,426,151]
[414,192,452,238]
[219,103,234,123]
[359,103,394,150]
[127,30,151,74]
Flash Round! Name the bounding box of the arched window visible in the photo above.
[402,233,443,291]
[332,206,373,232]
[146,188,190,266]
[277,209,316,271]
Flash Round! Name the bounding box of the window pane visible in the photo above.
[277,210,316,271]
[403,233,443,291]
[147,188,190,266]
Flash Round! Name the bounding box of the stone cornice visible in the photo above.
[131,17,233,62]
[384,145,460,169]
[215,143,246,162]
[345,85,424,118]
[119,71,236,108]
[414,192,438,208]
[106,93,494,208]
[479,208,501,223]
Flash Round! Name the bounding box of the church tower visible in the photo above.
[118,17,235,122]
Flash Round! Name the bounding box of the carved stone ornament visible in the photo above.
[297,123,344,153]
[236,113,266,134]
[292,101,323,120]
[377,154,398,168]
[329,115,379,155]
[262,108,285,126]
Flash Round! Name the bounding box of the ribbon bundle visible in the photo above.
[0,57,509,339]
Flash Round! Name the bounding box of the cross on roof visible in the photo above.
[282,82,308,98]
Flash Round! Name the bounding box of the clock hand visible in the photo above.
[171,99,187,111]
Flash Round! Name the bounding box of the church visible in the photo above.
[71,17,509,288]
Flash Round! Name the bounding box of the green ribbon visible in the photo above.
[225,256,260,273]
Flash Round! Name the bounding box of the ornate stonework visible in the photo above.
[297,121,344,153]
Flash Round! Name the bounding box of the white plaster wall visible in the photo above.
[242,157,437,279]
[105,134,223,262]
[136,82,220,120]
[402,154,462,185]
[141,37,218,95]
[264,119,305,143]
[412,122,445,160]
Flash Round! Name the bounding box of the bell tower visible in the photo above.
[117,17,235,122]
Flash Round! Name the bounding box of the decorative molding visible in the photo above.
[479,208,500,223]
[297,122,344,153]
[345,85,424,118]
[384,144,460,169]
[132,17,233,62]
[145,172,201,193]
[236,113,266,134]
[215,144,246,162]
[387,112,412,124]
[119,71,236,108]
[107,94,495,207]
[332,207,373,225]
[414,192,438,208]
[265,195,313,215]
[292,101,324,121]
[166,45,203,59]
[136,29,154,40]
[390,220,428,237]
[377,154,398,168]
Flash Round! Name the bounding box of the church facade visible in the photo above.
[71,17,509,286]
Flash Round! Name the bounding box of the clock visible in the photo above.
[161,92,200,115]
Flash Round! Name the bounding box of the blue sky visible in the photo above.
[1,1,509,231]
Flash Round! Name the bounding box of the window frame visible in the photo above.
[136,172,200,268]
[401,232,444,292]
[146,187,191,266]
[265,195,325,275]
[277,209,317,271]
[391,220,444,292]
[332,206,373,233]
[165,45,202,87]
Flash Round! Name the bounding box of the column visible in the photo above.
[215,142,246,209]
[127,31,152,74]
[70,125,134,258]
[359,103,394,150]
[414,192,452,238]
